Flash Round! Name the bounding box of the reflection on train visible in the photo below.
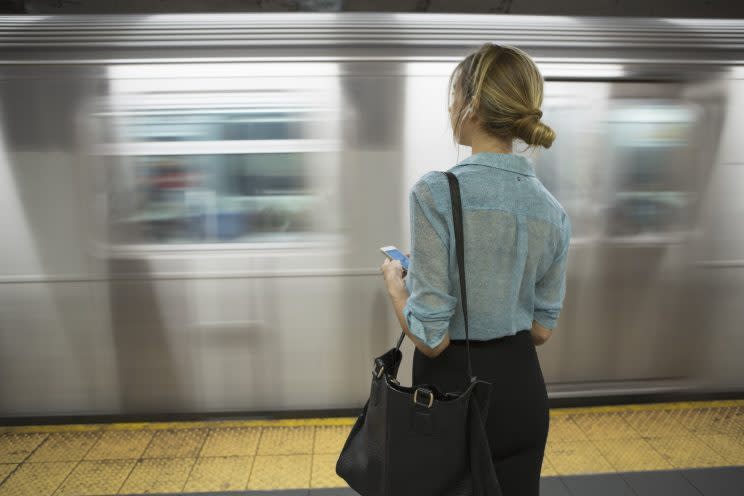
[0,14,742,417]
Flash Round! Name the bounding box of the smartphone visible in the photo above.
[380,245,410,272]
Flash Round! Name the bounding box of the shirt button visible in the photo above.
[517,177,522,181]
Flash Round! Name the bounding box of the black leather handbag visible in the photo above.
[336,171,503,496]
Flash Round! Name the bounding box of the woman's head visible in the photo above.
[448,43,556,150]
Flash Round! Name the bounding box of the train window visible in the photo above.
[90,70,342,247]
[105,152,333,244]
[527,83,701,243]
[604,102,699,239]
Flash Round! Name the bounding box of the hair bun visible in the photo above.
[512,113,555,149]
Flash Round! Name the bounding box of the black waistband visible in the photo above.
[450,329,530,346]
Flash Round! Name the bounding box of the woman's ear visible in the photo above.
[461,112,482,145]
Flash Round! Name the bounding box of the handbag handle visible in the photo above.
[393,172,475,383]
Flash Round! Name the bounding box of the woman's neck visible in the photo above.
[469,128,513,155]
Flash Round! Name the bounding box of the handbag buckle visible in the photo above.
[413,388,434,408]
[373,360,385,379]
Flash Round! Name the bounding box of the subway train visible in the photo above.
[1,13,743,418]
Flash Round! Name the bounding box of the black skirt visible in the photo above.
[412,329,549,496]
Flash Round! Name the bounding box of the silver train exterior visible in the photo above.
[0,13,743,418]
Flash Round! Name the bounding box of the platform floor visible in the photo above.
[0,400,742,495]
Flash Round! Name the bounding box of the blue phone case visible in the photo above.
[384,248,409,271]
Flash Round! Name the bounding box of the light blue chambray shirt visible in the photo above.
[402,152,571,349]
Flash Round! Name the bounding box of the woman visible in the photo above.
[380,43,571,495]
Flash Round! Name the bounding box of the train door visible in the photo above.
[534,80,726,395]
[86,62,345,412]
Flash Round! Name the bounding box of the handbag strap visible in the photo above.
[392,171,475,383]
[444,171,476,383]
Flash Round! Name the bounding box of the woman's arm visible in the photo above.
[382,261,451,359]
[381,176,457,358]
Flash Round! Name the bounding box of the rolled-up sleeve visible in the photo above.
[533,214,572,329]
[402,179,457,349]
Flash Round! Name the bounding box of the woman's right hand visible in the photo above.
[530,320,552,346]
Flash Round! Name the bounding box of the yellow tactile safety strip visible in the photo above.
[55,460,135,496]
[0,400,740,495]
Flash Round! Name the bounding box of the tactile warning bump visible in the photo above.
[645,435,727,468]
[311,453,346,488]
[118,457,196,494]
[85,430,153,460]
[141,429,207,458]
[247,454,312,490]
[676,407,744,436]
[571,412,639,440]
[199,428,261,457]
[591,438,673,472]
[257,426,314,455]
[0,433,48,463]
[730,405,744,425]
[53,460,135,496]
[0,462,76,496]
[546,416,589,444]
[545,440,615,475]
[696,432,744,465]
[540,456,557,477]
[28,431,100,462]
[314,425,352,454]
[621,409,690,438]
[183,456,253,492]
[0,464,16,485]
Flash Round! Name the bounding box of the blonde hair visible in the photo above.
[448,43,556,149]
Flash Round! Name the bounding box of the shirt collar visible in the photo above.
[455,152,536,177]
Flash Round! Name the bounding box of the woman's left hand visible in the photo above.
[380,258,404,283]
[380,252,410,285]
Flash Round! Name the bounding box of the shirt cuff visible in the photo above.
[402,300,449,349]
[534,309,559,330]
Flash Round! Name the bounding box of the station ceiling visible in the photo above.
[1,0,742,18]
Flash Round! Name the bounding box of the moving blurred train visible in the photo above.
[1,13,743,418]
